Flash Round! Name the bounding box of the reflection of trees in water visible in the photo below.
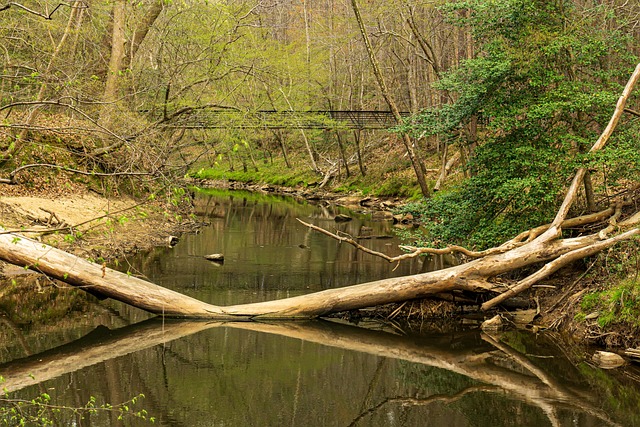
[131,191,425,304]
[0,278,140,362]
[0,320,629,426]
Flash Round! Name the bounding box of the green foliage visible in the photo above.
[0,380,154,426]
[578,241,640,329]
[588,124,640,188]
[579,277,640,329]
[399,0,639,249]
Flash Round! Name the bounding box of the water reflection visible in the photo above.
[2,189,640,426]
[132,189,439,306]
[0,319,632,426]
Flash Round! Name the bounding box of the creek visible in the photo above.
[1,189,640,426]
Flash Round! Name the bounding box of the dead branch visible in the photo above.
[298,206,622,262]
[482,227,640,310]
[296,218,418,263]
[0,2,86,19]
[624,107,640,117]
[0,163,152,185]
[506,206,616,244]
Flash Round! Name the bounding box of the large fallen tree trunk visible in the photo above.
[0,63,639,319]
[1,211,637,319]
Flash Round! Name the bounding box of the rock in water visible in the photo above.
[481,314,503,331]
[592,351,625,369]
[334,214,352,222]
[204,253,225,264]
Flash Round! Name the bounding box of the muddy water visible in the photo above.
[2,189,640,426]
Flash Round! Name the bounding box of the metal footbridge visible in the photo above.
[161,109,411,130]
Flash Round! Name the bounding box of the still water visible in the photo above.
[2,189,640,426]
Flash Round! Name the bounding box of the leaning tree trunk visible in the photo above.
[0,63,639,320]
[350,0,431,198]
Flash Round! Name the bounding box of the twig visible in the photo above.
[296,218,425,262]
[0,2,86,20]
[1,163,151,185]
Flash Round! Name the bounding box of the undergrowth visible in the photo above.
[575,241,640,342]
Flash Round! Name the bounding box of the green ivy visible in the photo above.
[398,0,639,249]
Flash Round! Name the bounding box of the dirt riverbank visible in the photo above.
[0,182,190,276]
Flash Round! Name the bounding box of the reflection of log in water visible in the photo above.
[0,320,619,426]
[0,319,213,393]
[231,321,617,426]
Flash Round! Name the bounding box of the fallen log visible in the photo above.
[0,63,638,320]
[1,215,637,319]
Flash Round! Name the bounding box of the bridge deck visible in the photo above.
[163,109,411,130]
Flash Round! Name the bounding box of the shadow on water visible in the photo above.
[2,189,640,426]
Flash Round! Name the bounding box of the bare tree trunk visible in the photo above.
[272,129,291,168]
[335,131,351,177]
[279,88,319,172]
[434,144,461,192]
[1,0,83,160]
[100,0,126,129]
[123,0,163,71]
[353,129,366,177]
[584,170,597,212]
[350,0,431,198]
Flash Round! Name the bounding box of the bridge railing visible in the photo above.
[161,109,412,130]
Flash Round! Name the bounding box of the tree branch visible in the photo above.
[482,227,640,310]
[0,2,86,20]
[1,163,151,185]
[296,218,410,263]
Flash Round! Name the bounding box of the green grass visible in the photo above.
[190,156,425,199]
[579,276,640,328]
[192,161,317,189]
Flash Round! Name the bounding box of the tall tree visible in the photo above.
[350,0,431,198]
[101,0,126,120]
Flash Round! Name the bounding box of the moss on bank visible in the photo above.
[190,142,429,200]
[571,240,640,347]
